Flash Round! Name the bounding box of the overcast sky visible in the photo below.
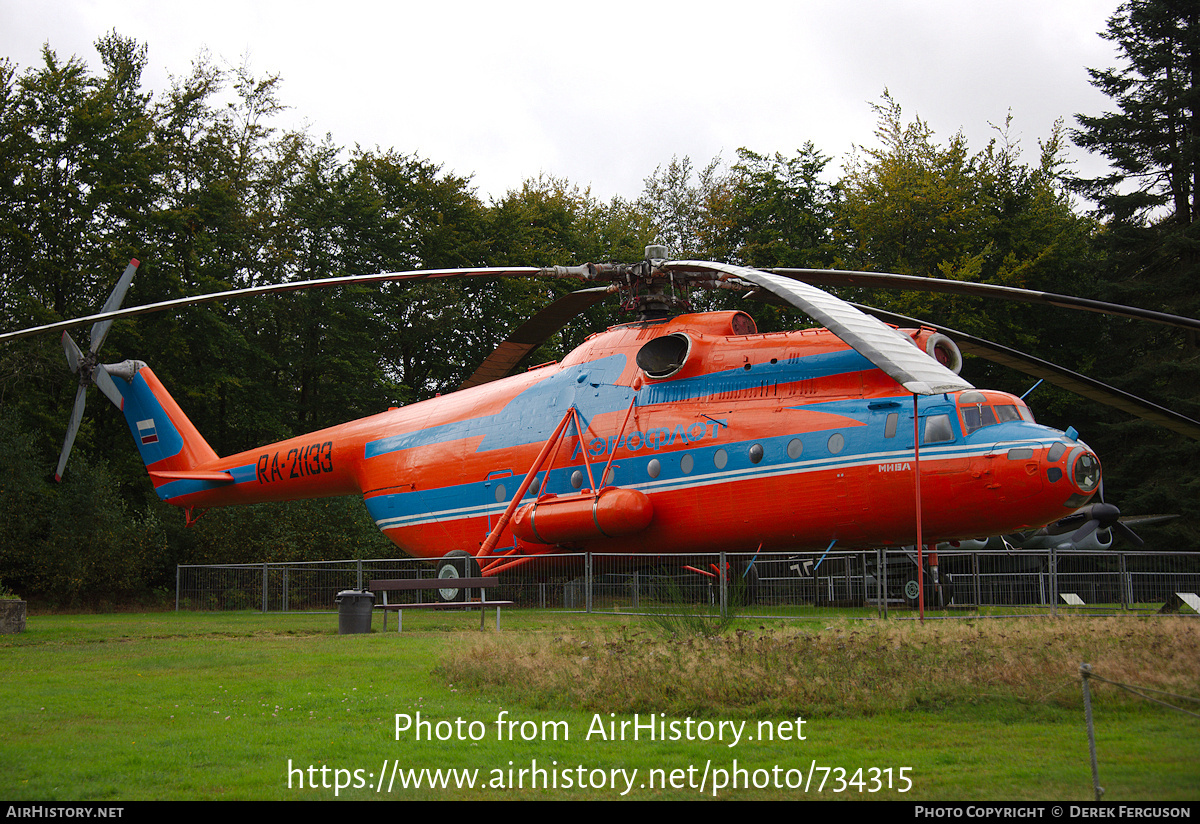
[2,0,1124,204]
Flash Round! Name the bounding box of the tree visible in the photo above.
[1072,0,1200,232]
[840,93,992,283]
[637,155,724,259]
[1070,0,1200,546]
[707,145,840,269]
[0,34,159,475]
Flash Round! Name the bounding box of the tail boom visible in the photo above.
[111,362,360,508]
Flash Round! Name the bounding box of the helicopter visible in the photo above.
[5,248,1200,597]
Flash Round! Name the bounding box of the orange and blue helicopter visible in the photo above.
[6,249,1199,597]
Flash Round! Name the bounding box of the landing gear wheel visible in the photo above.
[904,576,948,608]
[904,578,921,607]
[436,550,481,602]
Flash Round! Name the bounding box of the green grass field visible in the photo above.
[1,610,1197,801]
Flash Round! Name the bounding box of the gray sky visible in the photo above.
[2,0,1123,204]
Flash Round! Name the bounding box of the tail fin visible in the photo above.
[106,360,230,494]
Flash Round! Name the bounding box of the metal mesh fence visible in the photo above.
[176,550,1200,617]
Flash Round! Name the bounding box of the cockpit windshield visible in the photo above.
[958,391,1034,435]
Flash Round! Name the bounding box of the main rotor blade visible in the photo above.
[460,287,611,390]
[667,261,973,395]
[856,304,1200,440]
[0,266,549,345]
[89,259,139,352]
[55,384,88,482]
[772,268,1200,332]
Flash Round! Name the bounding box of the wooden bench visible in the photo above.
[367,577,513,633]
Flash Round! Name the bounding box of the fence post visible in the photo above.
[719,552,728,619]
[1080,663,1104,801]
[585,553,593,613]
[858,552,867,616]
[262,563,268,613]
[1050,546,1058,617]
[175,566,180,612]
[357,559,363,592]
[881,548,889,619]
[1119,552,1129,611]
[972,551,981,610]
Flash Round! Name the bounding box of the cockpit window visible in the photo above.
[995,404,1021,423]
[959,396,1032,434]
[961,404,997,435]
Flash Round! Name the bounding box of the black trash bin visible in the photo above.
[336,589,374,634]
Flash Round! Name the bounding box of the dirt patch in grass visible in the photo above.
[436,617,1200,718]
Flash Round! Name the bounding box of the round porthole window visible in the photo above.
[681,454,694,474]
[788,438,803,459]
[647,459,661,479]
[749,443,764,464]
[714,449,728,469]
[828,433,845,454]
[571,470,584,489]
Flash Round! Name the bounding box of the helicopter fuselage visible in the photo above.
[115,309,1100,562]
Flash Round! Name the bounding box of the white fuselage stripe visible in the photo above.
[372,440,1053,531]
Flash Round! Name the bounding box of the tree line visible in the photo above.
[1,0,1196,604]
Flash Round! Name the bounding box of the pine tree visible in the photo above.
[1073,0,1200,233]
[1070,0,1200,546]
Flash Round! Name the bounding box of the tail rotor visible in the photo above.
[54,259,139,482]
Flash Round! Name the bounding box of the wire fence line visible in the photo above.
[1078,662,1200,801]
[176,548,1200,619]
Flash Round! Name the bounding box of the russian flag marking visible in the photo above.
[137,418,159,445]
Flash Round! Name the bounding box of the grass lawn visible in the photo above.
[1,610,1197,801]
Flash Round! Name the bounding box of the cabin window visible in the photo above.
[571,470,584,489]
[494,483,507,503]
[681,454,694,474]
[749,443,764,464]
[787,438,804,459]
[923,414,954,444]
[884,412,899,439]
[647,459,661,479]
[713,449,728,469]
[828,433,845,454]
